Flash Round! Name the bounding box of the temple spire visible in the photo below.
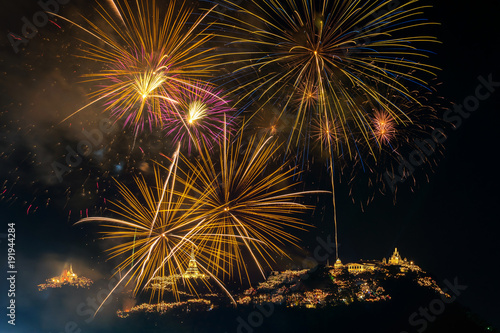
[183,247,205,279]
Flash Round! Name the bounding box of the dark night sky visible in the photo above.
[1,0,499,332]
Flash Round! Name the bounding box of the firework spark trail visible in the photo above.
[107,0,125,25]
[149,143,180,235]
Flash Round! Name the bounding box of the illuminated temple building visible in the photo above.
[183,250,207,279]
[385,247,405,265]
[148,251,208,290]
[333,258,343,270]
[38,264,93,291]
[51,264,78,283]
[331,248,422,275]
[383,248,421,272]
[128,252,212,316]
[346,262,377,274]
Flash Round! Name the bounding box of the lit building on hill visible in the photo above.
[183,250,207,280]
[383,248,421,272]
[346,262,376,274]
[38,264,92,291]
[334,248,422,275]
[148,251,208,291]
[52,264,77,283]
[386,248,405,265]
[333,258,343,270]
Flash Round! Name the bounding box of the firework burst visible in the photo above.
[311,115,342,156]
[74,128,328,309]
[174,127,329,282]
[211,0,440,261]
[346,84,448,207]
[162,83,234,154]
[75,146,236,310]
[58,0,220,132]
[214,0,440,157]
[371,110,397,146]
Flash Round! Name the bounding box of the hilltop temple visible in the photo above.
[331,248,422,275]
[38,264,93,291]
[51,264,78,283]
[183,250,207,279]
[148,250,208,290]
